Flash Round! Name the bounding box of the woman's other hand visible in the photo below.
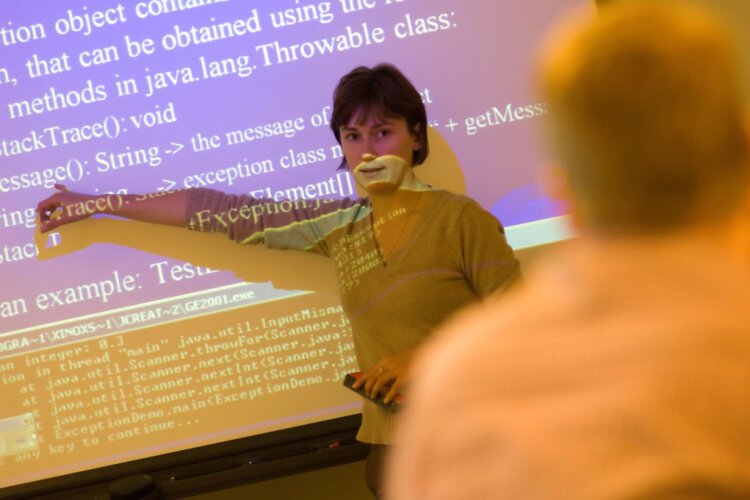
[353,349,417,404]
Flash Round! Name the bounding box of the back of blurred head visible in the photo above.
[540,1,749,235]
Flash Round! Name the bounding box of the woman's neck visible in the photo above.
[367,172,429,215]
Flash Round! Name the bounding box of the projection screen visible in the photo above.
[0,0,589,489]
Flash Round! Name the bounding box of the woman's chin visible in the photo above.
[363,180,399,194]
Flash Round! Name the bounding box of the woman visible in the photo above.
[38,63,520,497]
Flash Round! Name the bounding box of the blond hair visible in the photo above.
[540,2,748,233]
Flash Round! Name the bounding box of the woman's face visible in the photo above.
[340,112,420,193]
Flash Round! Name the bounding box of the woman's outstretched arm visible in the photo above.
[37,184,191,233]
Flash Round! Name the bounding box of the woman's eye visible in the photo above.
[377,129,391,138]
[345,133,359,141]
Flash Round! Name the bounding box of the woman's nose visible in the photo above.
[361,137,375,156]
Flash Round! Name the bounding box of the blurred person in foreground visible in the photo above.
[387,2,750,499]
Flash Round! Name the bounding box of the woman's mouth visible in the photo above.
[359,166,385,177]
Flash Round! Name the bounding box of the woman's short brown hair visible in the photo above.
[330,63,429,170]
